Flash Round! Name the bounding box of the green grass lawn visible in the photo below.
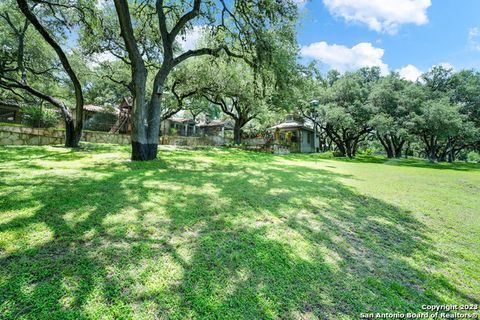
[0,144,479,319]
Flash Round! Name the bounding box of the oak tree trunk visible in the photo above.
[428,146,437,162]
[64,119,77,148]
[394,141,405,158]
[378,134,394,158]
[233,122,242,145]
[135,65,171,161]
[129,64,150,161]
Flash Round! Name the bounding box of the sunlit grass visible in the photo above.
[0,144,479,319]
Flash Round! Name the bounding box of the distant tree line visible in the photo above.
[293,65,480,162]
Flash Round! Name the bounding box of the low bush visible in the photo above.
[21,105,59,128]
[467,151,480,163]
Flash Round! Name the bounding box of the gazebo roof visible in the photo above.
[269,120,313,132]
[169,117,196,124]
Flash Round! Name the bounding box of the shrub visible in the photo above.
[274,128,280,141]
[467,151,480,163]
[360,147,374,156]
[21,106,59,128]
[169,128,178,136]
[290,142,299,151]
[285,131,292,143]
[319,151,335,159]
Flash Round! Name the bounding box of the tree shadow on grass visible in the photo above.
[0,148,478,319]
[0,145,89,160]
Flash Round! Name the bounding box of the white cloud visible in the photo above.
[397,64,422,81]
[300,41,389,74]
[293,0,308,9]
[396,62,454,82]
[435,62,454,71]
[96,0,108,9]
[94,51,117,63]
[87,51,118,69]
[323,0,431,34]
[468,27,480,51]
[177,26,209,52]
[469,27,479,38]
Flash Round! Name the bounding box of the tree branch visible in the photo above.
[16,0,83,129]
[169,0,201,40]
[155,0,171,54]
[113,0,144,69]
[173,45,251,67]
[0,76,71,120]
[202,93,236,119]
[0,12,19,34]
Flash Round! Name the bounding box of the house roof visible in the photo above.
[84,105,105,112]
[169,117,196,124]
[78,105,118,115]
[0,101,20,111]
[197,120,234,129]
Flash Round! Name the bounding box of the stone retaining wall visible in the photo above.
[0,124,228,146]
[159,135,228,146]
[82,130,131,145]
[272,144,291,155]
[0,124,131,146]
[243,138,267,146]
[0,125,64,145]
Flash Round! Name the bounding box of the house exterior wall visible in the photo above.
[160,120,171,136]
[299,129,315,153]
[161,120,197,136]
[272,127,320,153]
[198,126,225,137]
[0,107,22,124]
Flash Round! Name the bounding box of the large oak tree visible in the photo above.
[111,0,298,160]
[15,0,91,147]
[0,0,91,147]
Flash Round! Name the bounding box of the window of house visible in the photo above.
[291,131,298,143]
[307,132,311,144]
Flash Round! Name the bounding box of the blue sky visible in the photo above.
[296,0,480,80]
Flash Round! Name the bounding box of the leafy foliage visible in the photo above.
[291,64,480,161]
[316,67,379,157]
[20,105,58,128]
